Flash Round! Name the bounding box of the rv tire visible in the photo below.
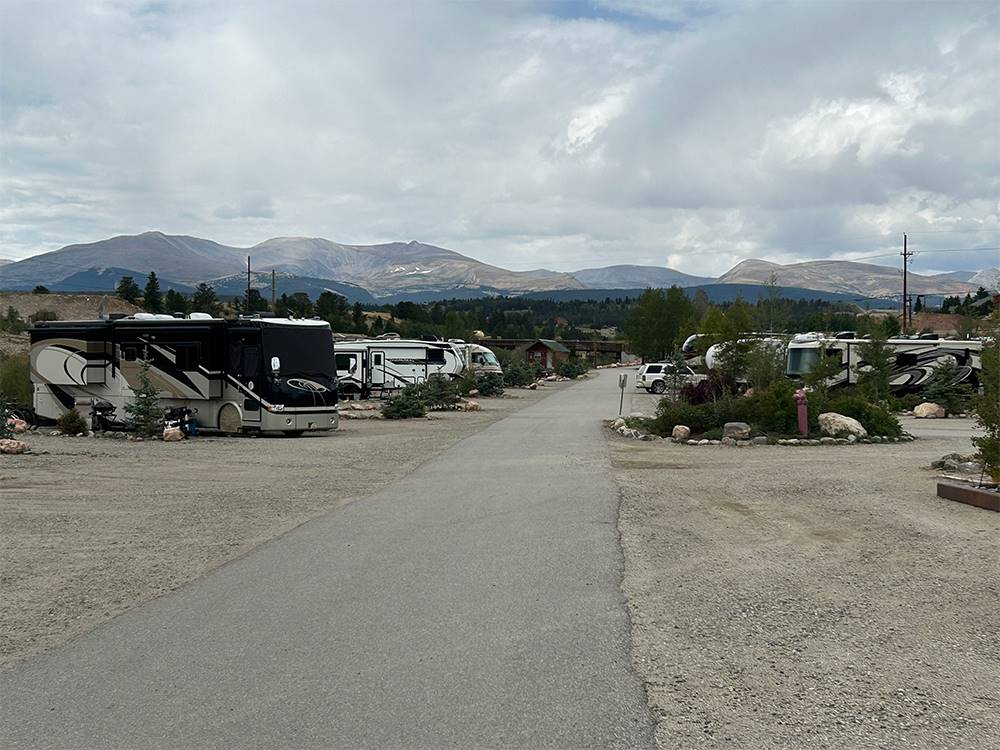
[218,404,243,434]
[282,430,305,438]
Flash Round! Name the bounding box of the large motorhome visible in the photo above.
[785,333,983,392]
[30,314,339,435]
[334,336,501,398]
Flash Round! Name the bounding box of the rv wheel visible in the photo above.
[218,404,242,434]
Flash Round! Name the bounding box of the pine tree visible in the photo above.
[164,289,189,315]
[0,395,13,439]
[125,355,165,436]
[925,357,972,416]
[116,276,142,304]
[972,315,1000,480]
[856,337,894,402]
[143,272,163,313]
[191,283,222,316]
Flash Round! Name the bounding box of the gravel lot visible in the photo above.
[0,385,558,670]
[612,416,999,750]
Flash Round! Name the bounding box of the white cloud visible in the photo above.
[0,0,997,275]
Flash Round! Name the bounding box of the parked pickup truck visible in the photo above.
[635,362,706,394]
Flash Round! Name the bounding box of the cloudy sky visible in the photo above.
[2,0,998,276]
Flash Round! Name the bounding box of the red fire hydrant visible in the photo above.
[794,389,808,437]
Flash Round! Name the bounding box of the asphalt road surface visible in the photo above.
[1,373,654,749]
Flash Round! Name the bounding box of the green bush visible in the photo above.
[28,309,59,324]
[823,392,902,437]
[56,408,88,435]
[0,396,13,439]
[557,357,588,379]
[889,392,924,412]
[502,358,534,387]
[383,385,427,419]
[0,354,32,405]
[475,372,505,397]
[972,320,999,480]
[420,375,461,410]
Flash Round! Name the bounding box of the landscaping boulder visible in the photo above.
[611,418,626,430]
[671,425,691,441]
[914,402,945,419]
[818,412,868,439]
[162,426,183,442]
[7,418,28,434]
[0,438,28,455]
[720,436,737,447]
[723,422,751,440]
[751,436,769,445]
[460,399,481,412]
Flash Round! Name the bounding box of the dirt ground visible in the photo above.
[613,417,999,750]
[0,385,560,670]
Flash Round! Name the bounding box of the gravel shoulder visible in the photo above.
[0,385,560,670]
[612,417,1000,749]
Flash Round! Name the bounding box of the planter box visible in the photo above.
[936,482,1000,512]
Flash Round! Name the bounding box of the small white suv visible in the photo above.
[635,362,702,394]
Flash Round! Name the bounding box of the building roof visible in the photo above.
[527,338,570,353]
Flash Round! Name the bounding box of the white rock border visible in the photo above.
[606,418,916,446]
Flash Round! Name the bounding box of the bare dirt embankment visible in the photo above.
[0,385,563,669]
[612,418,999,750]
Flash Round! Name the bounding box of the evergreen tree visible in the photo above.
[244,288,269,313]
[116,276,142,304]
[32,285,50,294]
[924,357,972,416]
[856,337,894,402]
[191,283,222,316]
[164,289,189,315]
[352,302,365,330]
[143,272,163,313]
[125,355,165,437]
[972,314,999,480]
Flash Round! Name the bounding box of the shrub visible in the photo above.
[741,378,799,435]
[56,408,88,435]
[889,392,924,412]
[421,375,461,410]
[382,385,427,419]
[475,372,505,397]
[0,396,13,439]
[557,357,589,379]
[502,358,534,387]
[648,399,720,436]
[681,370,738,405]
[0,354,32,405]
[823,392,902,437]
[972,318,999,480]
[28,309,59,324]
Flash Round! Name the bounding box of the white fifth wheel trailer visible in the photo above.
[785,333,983,393]
[333,336,502,398]
[30,314,339,435]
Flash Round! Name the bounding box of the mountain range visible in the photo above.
[0,231,994,302]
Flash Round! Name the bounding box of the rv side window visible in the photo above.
[242,346,260,377]
[896,352,918,368]
[336,353,357,372]
[373,353,383,367]
[175,344,200,370]
[427,348,445,364]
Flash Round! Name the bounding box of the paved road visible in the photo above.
[1,372,654,749]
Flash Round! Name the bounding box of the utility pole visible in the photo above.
[900,233,912,330]
[246,255,252,306]
[271,269,276,312]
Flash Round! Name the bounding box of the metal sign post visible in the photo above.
[618,373,627,415]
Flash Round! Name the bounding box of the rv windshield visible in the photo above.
[786,346,819,375]
[262,327,335,376]
[473,350,500,367]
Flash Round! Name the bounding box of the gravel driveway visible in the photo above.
[612,417,999,749]
[0,387,557,670]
